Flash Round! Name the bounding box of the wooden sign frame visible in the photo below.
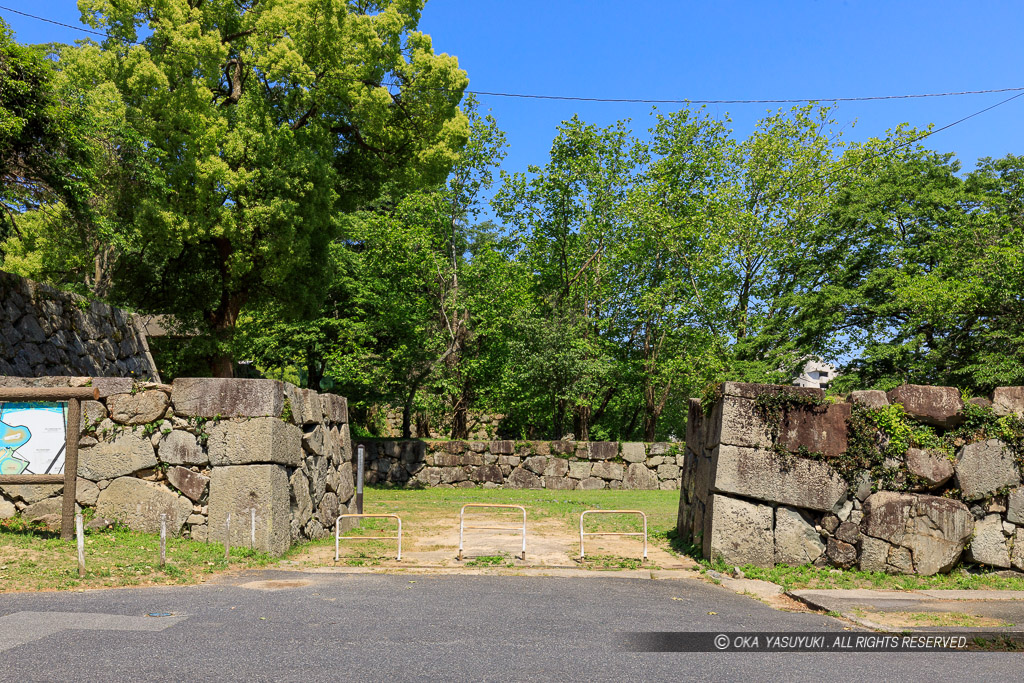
[0,386,99,539]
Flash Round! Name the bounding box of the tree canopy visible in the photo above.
[1,8,1021,440]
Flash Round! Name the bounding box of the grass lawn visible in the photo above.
[0,516,273,593]
[355,486,681,535]
[698,558,1024,592]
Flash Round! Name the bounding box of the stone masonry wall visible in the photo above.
[0,271,159,380]
[0,376,353,555]
[355,439,683,490]
[679,382,1024,575]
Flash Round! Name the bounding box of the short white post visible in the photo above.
[159,514,167,568]
[224,512,231,560]
[250,508,256,549]
[75,513,85,578]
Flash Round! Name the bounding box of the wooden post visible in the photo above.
[61,398,82,540]
[0,388,98,541]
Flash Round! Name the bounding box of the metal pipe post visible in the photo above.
[224,512,231,560]
[356,444,365,514]
[75,513,85,578]
[159,514,167,568]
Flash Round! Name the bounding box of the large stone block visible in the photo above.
[490,440,514,455]
[588,442,618,460]
[290,470,313,524]
[0,483,62,504]
[623,462,659,489]
[207,418,303,467]
[849,390,888,408]
[22,496,68,522]
[506,467,542,489]
[955,439,1021,501]
[686,398,704,456]
[157,429,207,466]
[567,461,591,480]
[577,477,605,490]
[705,494,774,567]
[1007,487,1024,526]
[708,396,773,449]
[208,465,291,555]
[721,382,824,401]
[107,390,168,425]
[543,458,569,478]
[291,387,324,425]
[887,384,963,428]
[905,448,954,489]
[474,465,503,484]
[710,444,847,512]
[78,429,157,480]
[92,377,134,398]
[777,402,850,457]
[620,442,646,463]
[95,477,192,535]
[966,514,1011,568]
[545,476,575,490]
[171,378,284,418]
[167,466,209,503]
[320,393,349,423]
[774,506,825,566]
[992,387,1024,417]
[592,461,624,480]
[861,492,973,575]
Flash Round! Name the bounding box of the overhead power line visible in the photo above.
[3,5,1024,106]
[468,86,1024,105]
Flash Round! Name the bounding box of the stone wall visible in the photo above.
[679,382,1024,575]
[0,271,159,380]
[0,376,353,554]
[355,439,683,490]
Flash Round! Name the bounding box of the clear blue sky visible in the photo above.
[3,1,1022,180]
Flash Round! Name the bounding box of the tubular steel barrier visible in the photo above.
[458,504,527,561]
[335,514,402,561]
[579,510,648,560]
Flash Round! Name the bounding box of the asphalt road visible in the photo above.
[0,571,1017,682]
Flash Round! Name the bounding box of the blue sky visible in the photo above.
[3,1,1022,179]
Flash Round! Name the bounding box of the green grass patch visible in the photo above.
[0,516,274,592]
[713,562,1024,592]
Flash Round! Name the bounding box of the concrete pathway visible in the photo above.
[790,588,1024,632]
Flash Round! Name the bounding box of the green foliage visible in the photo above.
[14,1,469,376]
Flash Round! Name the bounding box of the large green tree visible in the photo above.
[70,0,469,375]
[0,20,99,254]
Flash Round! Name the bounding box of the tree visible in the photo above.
[792,148,1024,393]
[70,0,469,376]
[237,102,511,438]
[0,20,98,256]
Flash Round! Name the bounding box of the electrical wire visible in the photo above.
[2,5,1023,106]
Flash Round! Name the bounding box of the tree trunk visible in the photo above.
[207,238,244,378]
[574,404,591,442]
[306,347,323,390]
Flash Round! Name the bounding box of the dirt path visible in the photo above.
[288,506,692,571]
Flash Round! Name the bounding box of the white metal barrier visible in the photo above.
[335,514,402,561]
[579,510,647,560]
[458,504,527,561]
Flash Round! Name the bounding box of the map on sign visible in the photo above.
[0,402,68,476]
